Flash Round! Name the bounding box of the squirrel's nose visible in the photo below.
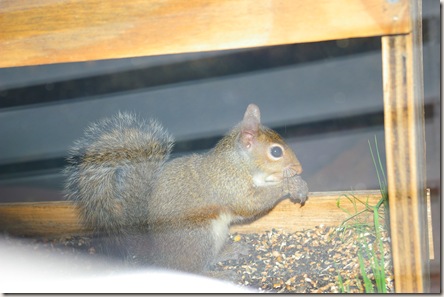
[288,164,303,175]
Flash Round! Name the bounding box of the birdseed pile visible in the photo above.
[209,225,394,293]
[2,224,393,293]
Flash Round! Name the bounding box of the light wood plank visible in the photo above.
[381,0,429,292]
[426,188,434,260]
[0,191,382,237]
[231,190,382,233]
[0,201,89,237]
[0,0,410,68]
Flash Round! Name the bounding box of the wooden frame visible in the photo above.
[381,0,429,289]
[0,0,430,293]
[0,191,382,237]
[1,0,410,68]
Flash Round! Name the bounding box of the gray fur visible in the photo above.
[64,106,308,273]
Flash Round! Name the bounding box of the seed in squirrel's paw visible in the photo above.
[286,175,309,205]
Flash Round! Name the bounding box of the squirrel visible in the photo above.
[64,103,308,274]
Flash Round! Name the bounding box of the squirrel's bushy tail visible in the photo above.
[64,112,174,235]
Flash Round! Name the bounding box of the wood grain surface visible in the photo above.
[381,0,429,292]
[0,0,410,68]
[0,190,381,237]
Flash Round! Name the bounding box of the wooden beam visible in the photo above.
[231,190,382,234]
[0,0,410,68]
[0,201,89,237]
[381,0,429,292]
[0,190,382,237]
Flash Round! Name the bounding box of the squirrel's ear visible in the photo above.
[239,104,261,149]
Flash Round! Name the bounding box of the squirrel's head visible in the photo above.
[213,104,308,204]
[230,104,308,204]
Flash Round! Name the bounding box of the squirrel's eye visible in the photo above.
[270,145,283,159]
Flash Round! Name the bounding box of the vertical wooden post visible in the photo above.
[381,0,429,292]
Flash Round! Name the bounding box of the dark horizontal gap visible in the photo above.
[0,109,383,180]
[0,37,381,109]
[0,102,435,181]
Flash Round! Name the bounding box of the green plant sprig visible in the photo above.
[335,136,390,293]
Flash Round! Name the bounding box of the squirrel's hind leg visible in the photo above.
[124,225,217,274]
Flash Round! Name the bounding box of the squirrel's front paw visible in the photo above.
[286,175,309,205]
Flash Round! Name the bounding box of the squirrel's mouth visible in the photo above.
[253,165,304,187]
[264,169,299,183]
[253,172,282,187]
[264,174,282,183]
